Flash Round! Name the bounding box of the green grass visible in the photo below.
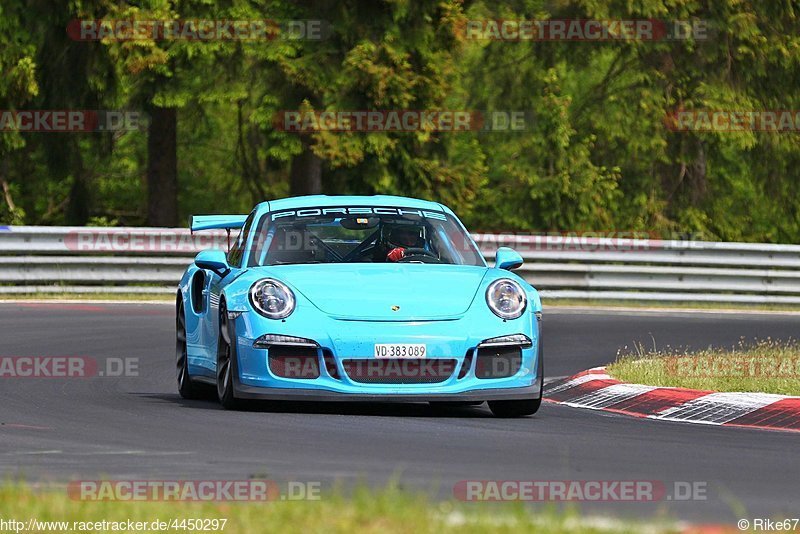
[0,482,675,534]
[607,339,800,396]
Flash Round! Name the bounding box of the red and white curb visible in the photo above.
[544,367,800,432]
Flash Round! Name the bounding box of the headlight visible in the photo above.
[485,279,527,319]
[250,279,295,319]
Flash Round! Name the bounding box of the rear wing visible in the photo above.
[190,215,248,233]
[190,215,248,252]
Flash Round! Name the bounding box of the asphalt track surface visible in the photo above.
[1,302,798,523]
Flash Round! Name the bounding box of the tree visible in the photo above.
[240,0,485,209]
[0,1,38,223]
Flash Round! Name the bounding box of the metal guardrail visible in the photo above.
[2,226,800,303]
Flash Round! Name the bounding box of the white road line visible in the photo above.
[8,450,63,455]
[5,449,193,456]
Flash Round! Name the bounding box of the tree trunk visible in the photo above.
[65,147,89,225]
[289,139,322,196]
[146,106,178,226]
[65,173,89,225]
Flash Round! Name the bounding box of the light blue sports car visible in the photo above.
[176,195,543,417]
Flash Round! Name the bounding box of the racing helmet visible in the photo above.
[386,224,425,249]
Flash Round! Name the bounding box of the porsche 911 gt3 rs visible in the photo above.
[176,195,543,417]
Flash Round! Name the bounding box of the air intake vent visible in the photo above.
[268,346,320,379]
[475,346,522,379]
[342,359,457,384]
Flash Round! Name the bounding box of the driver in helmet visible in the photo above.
[384,224,425,262]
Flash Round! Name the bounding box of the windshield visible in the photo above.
[247,206,485,267]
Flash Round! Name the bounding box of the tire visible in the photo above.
[488,397,541,418]
[176,301,202,399]
[216,300,241,410]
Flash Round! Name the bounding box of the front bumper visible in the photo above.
[234,383,541,402]
[228,308,543,402]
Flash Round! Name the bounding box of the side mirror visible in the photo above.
[195,249,230,276]
[495,247,523,271]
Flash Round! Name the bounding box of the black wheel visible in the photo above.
[216,300,241,410]
[429,401,484,408]
[176,301,201,399]
[488,397,541,418]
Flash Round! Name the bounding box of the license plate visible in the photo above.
[374,343,427,359]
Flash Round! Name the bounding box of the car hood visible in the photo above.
[263,264,489,321]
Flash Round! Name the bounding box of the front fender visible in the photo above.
[221,268,285,312]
